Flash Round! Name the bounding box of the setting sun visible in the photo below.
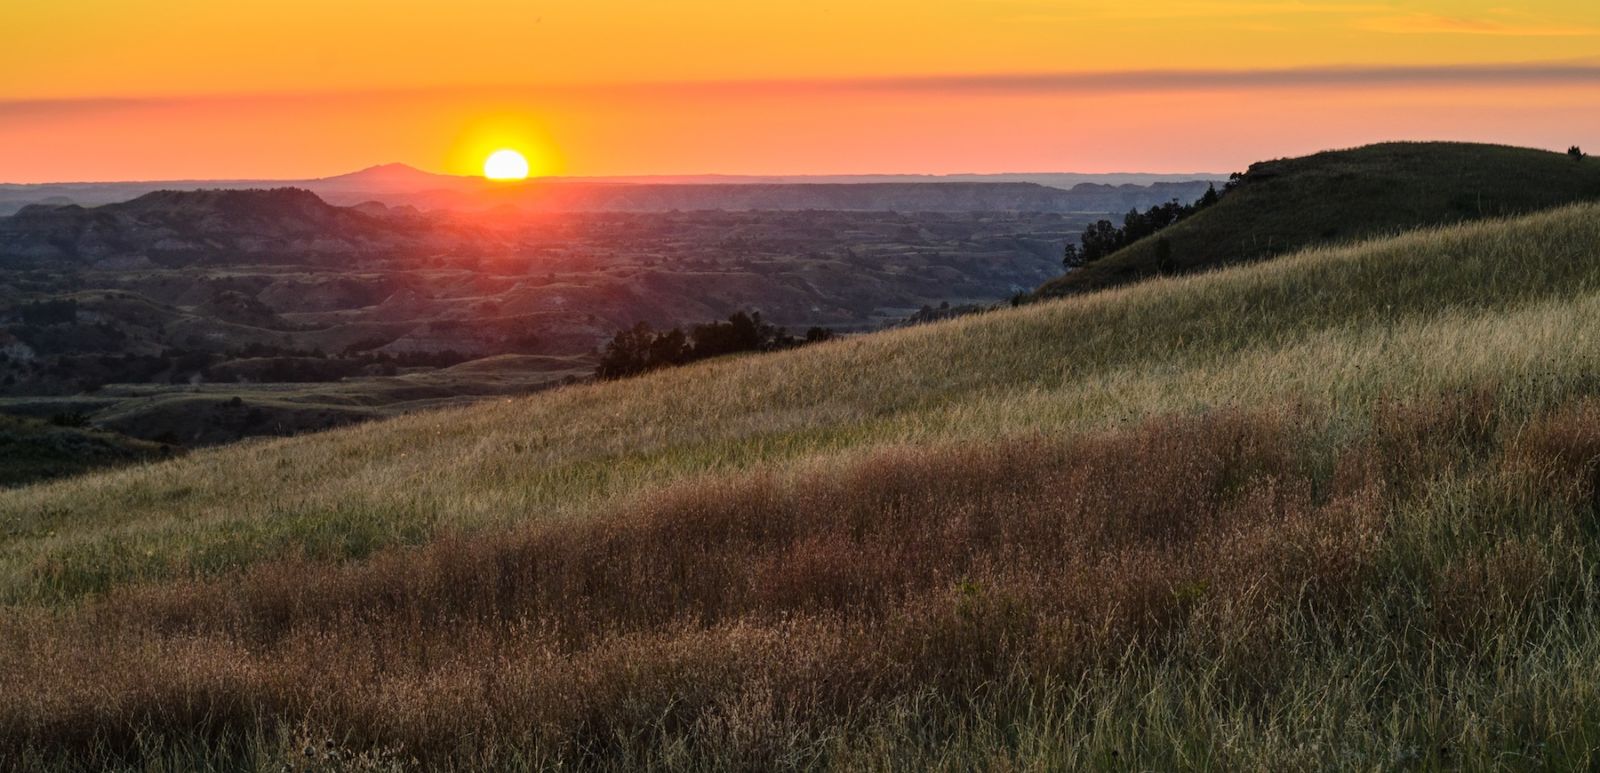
[483,149,530,180]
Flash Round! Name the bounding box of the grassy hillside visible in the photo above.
[10,204,1600,767]
[1038,142,1600,297]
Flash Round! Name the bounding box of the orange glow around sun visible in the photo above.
[447,115,560,180]
[483,149,531,180]
[4,1,1600,182]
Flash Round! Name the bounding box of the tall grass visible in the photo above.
[7,205,1600,602]
[8,204,1600,767]
[7,393,1600,768]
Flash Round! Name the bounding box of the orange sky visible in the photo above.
[3,1,1599,182]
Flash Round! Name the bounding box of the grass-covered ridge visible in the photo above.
[9,203,1600,767]
[1038,141,1600,297]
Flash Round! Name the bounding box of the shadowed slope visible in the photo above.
[1038,142,1600,296]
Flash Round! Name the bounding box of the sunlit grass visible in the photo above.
[8,203,1600,767]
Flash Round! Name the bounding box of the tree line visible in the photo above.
[596,311,834,380]
[1063,180,1232,269]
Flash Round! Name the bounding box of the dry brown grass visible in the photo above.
[15,390,1589,768]
[11,206,1600,768]
[0,411,1331,757]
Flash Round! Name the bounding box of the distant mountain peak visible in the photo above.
[321,163,456,186]
[352,162,426,175]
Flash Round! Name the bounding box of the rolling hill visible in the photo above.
[9,202,1600,767]
[1037,142,1600,297]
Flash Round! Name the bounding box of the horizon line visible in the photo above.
[2,168,1235,188]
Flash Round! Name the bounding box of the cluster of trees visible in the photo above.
[596,311,834,380]
[1063,182,1227,269]
[1572,146,1587,161]
[902,301,991,326]
[16,299,79,326]
[0,348,215,394]
[48,411,91,428]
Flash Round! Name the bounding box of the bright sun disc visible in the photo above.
[483,149,530,180]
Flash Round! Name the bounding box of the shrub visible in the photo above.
[18,299,78,326]
[48,411,91,428]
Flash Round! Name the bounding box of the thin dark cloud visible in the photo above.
[815,62,1600,94]
[4,61,1600,115]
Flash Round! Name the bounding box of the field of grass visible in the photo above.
[1037,142,1600,297]
[8,203,1600,768]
